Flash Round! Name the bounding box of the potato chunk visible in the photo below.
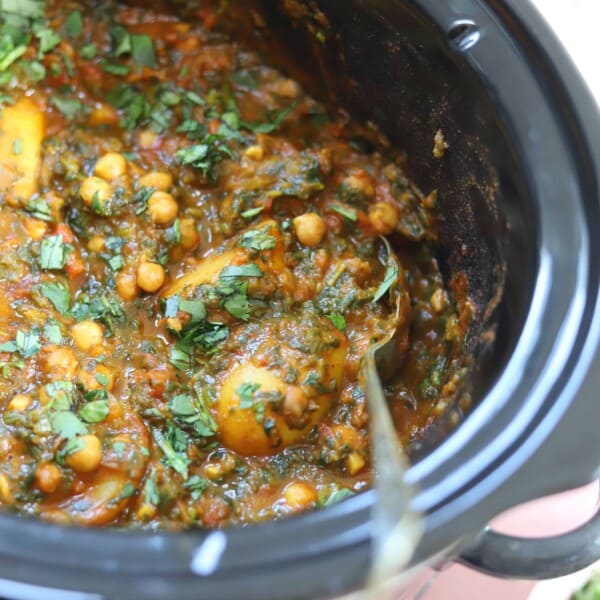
[162,220,287,298]
[216,317,347,456]
[162,248,244,298]
[0,99,44,205]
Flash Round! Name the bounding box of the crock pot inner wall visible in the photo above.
[218,0,539,453]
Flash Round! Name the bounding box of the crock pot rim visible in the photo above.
[0,0,598,596]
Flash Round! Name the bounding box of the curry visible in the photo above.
[0,0,471,528]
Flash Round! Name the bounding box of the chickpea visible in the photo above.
[139,171,173,192]
[71,320,104,351]
[116,270,139,301]
[147,191,179,225]
[87,235,105,253]
[346,452,365,475]
[283,386,308,419]
[137,503,157,521]
[275,78,301,99]
[66,434,102,473]
[368,202,399,235]
[244,145,264,161]
[77,363,115,392]
[343,171,375,199]
[94,152,127,181]
[34,462,62,494]
[430,288,446,314]
[179,217,198,249]
[284,482,317,509]
[46,192,65,217]
[136,261,165,293]
[23,217,48,240]
[139,130,157,149]
[40,346,78,380]
[79,176,113,210]
[7,394,32,411]
[293,213,326,247]
[204,454,236,481]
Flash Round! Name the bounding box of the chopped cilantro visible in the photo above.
[237,382,260,409]
[50,411,87,439]
[112,440,125,459]
[178,320,229,353]
[240,206,264,219]
[80,43,97,59]
[239,228,276,252]
[183,475,209,499]
[319,487,355,507]
[95,372,110,387]
[328,313,346,332]
[165,218,181,244]
[0,0,44,22]
[39,235,70,270]
[0,35,26,71]
[64,10,82,38]
[25,197,53,221]
[169,389,217,437]
[131,34,156,68]
[79,399,109,424]
[45,381,74,410]
[34,25,60,57]
[39,281,71,313]
[331,204,358,222]
[373,241,399,303]
[143,473,160,505]
[152,426,189,479]
[230,70,257,90]
[70,292,125,333]
[222,291,250,321]
[43,321,62,344]
[176,135,235,183]
[21,59,46,81]
[236,382,275,423]
[101,60,129,76]
[50,95,83,120]
[109,25,131,56]
[0,329,41,358]
[107,255,124,271]
[241,102,296,134]
[177,298,206,322]
[133,185,154,215]
[61,52,74,78]
[12,137,21,154]
[176,118,207,140]
[219,264,263,279]
[169,344,191,371]
[120,482,136,499]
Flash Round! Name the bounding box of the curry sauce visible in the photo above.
[0,1,470,528]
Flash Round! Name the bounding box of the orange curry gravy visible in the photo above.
[0,1,470,528]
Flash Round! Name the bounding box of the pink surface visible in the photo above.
[422,483,599,600]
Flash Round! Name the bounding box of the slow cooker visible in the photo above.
[1,0,599,598]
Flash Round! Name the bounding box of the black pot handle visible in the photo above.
[459,499,600,579]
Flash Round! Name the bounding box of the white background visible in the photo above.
[530,0,600,101]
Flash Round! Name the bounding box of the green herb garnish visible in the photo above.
[39,281,71,314]
[373,239,399,303]
[39,234,70,270]
[79,399,109,423]
[50,411,87,439]
[64,10,82,38]
[328,313,346,332]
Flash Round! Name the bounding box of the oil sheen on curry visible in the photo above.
[0,1,471,528]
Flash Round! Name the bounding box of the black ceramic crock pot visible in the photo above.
[1,1,599,598]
